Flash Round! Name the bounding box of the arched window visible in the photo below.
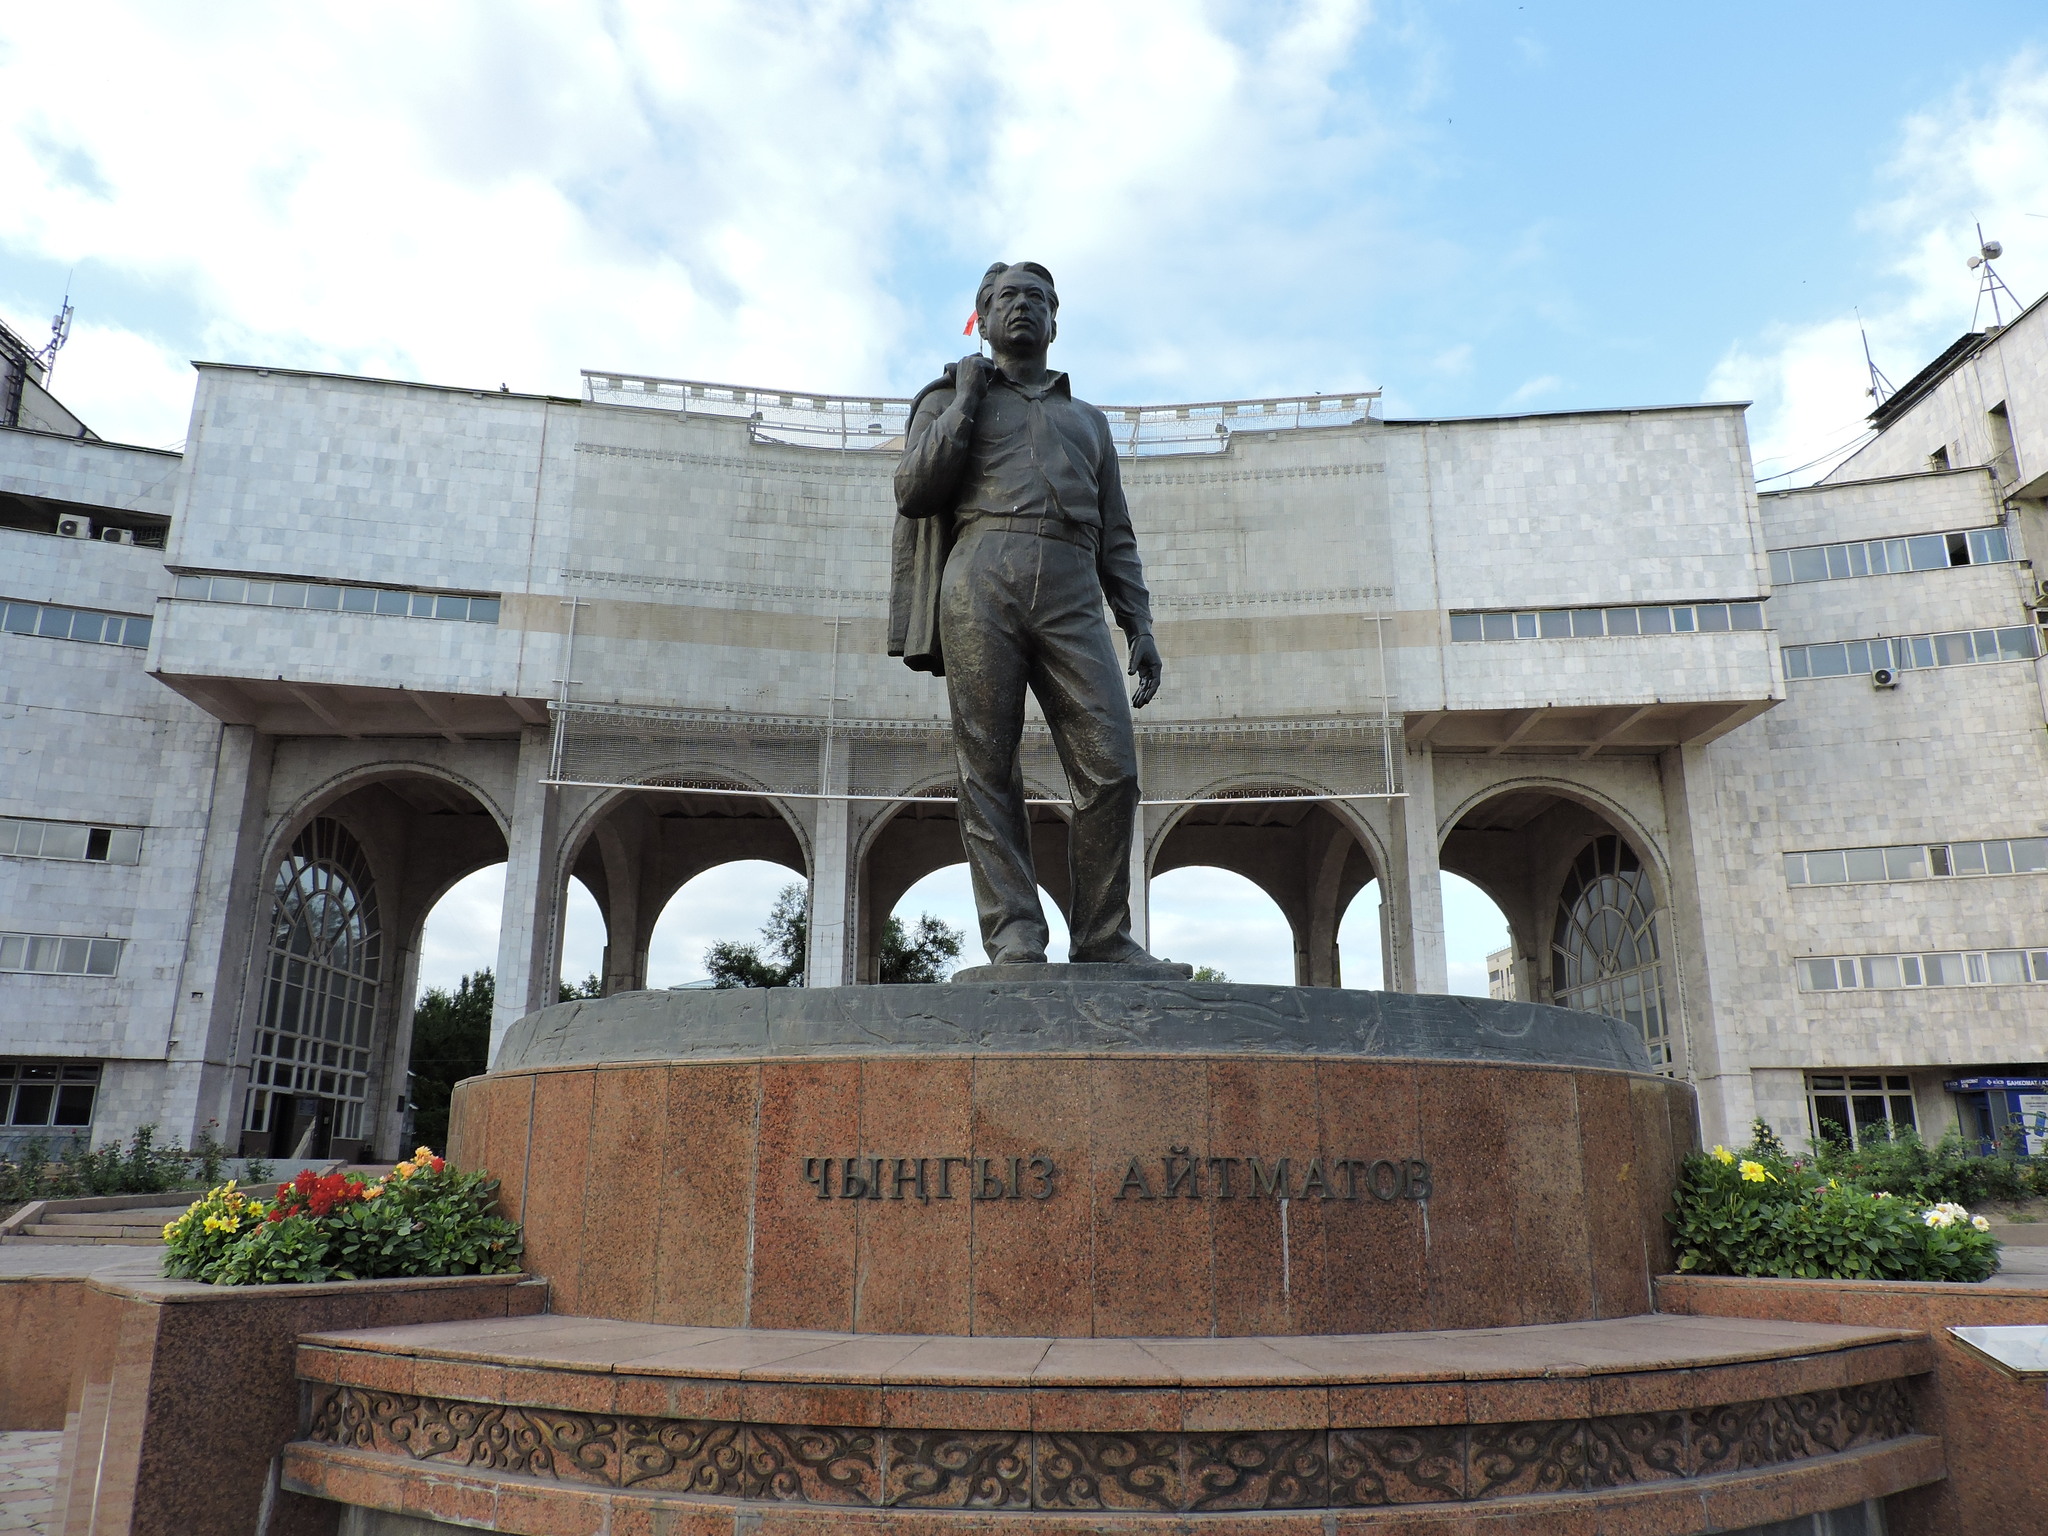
[244,818,382,1149]
[1551,834,1673,1070]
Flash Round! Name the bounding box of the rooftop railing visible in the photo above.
[581,371,1378,457]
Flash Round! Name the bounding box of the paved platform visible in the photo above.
[0,1432,60,1536]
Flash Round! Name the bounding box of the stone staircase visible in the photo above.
[0,1193,191,1247]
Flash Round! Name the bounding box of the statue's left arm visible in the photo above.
[1092,420,1162,707]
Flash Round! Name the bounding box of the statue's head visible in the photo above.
[976,262,1058,352]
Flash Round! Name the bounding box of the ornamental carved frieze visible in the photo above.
[303,1379,1913,1512]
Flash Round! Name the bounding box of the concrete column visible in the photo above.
[1303,820,1351,988]
[1127,801,1151,952]
[806,741,851,987]
[593,820,645,995]
[1393,746,1448,994]
[492,726,563,1064]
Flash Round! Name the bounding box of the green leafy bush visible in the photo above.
[1,1122,242,1207]
[1671,1142,2001,1283]
[1809,1121,2043,1207]
[163,1148,522,1286]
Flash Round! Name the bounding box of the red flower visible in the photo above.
[429,1156,445,1173]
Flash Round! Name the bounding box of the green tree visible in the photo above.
[1191,965,1229,982]
[707,884,808,987]
[406,969,604,1153]
[705,884,964,986]
[879,912,964,983]
[406,970,494,1153]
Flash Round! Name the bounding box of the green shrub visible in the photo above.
[1810,1122,2039,1207]
[1671,1144,2001,1283]
[3,1122,243,1206]
[161,1148,522,1286]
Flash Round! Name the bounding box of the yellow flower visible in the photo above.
[1738,1160,1771,1183]
[162,1221,179,1241]
[1712,1145,1735,1165]
[364,1184,383,1200]
[201,1213,242,1234]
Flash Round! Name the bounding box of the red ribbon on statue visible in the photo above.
[963,311,977,336]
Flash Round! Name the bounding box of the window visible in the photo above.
[0,599,151,649]
[1806,1072,1917,1149]
[1786,836,2047,886]
[245,818,382,1144]
[1766,523,2012,587]
[0,1061,102,1129]
[1450,601,1764,642]
[1552,834,1673,1071]
[0,933,123,975]
[1796,948,2048,991]
[1782,624,2039,680]
[0,818,143,865]
[175,574,500,625]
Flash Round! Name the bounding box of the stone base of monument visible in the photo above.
[282,1312,1939,1531]
[277,981,1946,1531]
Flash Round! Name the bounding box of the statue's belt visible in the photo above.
[957,513,1097,550]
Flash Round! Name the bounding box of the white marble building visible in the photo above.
[2,298,2043,1161]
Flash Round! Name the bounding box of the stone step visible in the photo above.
[283,1312,1942,1531]
[1987,1221,2048,1246]
[0,1232,164,1246]
[23,1222,173,1240]
[39,1209,186,1226]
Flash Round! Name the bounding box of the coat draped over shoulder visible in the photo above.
[888,370,962,676]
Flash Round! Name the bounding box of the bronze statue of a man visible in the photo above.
[890,261,1164,966]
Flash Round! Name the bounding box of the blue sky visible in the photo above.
[5,3,2045,989]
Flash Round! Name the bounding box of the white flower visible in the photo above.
[1922,1208,1954,1228]
[1972,1215,1991,1232]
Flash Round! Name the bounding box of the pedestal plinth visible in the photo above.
[449,981,1696,1336]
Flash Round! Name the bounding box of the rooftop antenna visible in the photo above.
[1857,309,1895,408]
[1967,223,2018,329]
[35,279,73,385]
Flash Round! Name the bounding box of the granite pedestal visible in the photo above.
[276,979,1941,1531]
[452,979,1691,1334]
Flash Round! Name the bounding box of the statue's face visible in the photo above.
[983,266,1056,351]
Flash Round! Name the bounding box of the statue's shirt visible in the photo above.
[894,370,1153,640]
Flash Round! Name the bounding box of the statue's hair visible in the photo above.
[976,261,1058,319]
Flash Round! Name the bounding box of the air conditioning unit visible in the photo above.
[55,514,93,539]
[100,527,134,546]
[1872,667,1899,689]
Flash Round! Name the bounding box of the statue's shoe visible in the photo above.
[1068,941,1167,965]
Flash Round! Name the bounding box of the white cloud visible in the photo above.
[1506,372,1562,406]
[35,320,195,449]
[0,0,1401,444]
[1712,52,2048,485]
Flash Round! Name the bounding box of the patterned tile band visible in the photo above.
[305,1380,1913,1512]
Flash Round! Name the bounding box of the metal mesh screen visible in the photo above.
[548,704,1401,805]
[581,371,1380,457]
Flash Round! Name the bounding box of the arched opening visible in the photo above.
[1148,866,1292,983]
[244,769,508,1162]
[1440,784,1675,1068]
[418,864,506,996]
[1337,881,1385,991]
[857,797,1071,982]
[646,859,811,987]
[1551,833,1673,1069]
[1442,872,1512,998]
[562,786,807,995]
[1150,793,1378,986]
[888,863,1067,970]
[245,818,383,1161]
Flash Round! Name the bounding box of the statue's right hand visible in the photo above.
[954,353,994,401]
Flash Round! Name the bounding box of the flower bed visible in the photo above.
[162,1148,522,1285]
[1670,1135,2002,1283]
